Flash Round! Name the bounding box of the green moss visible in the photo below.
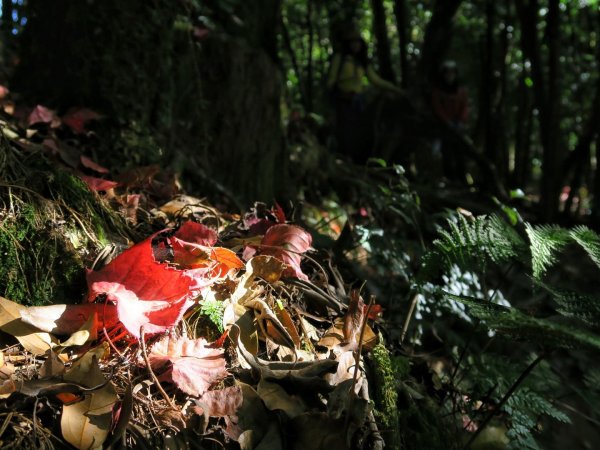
[371,336,401,448]
[0,204,86,306]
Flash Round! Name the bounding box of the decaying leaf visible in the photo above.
[147,335,228,397]
[0,296,58,355]
[192,385,243,417]
[257,378,307,418]
[248,255,286,283]
[250,224,312,280]
[288,413,347,450]
[61,349,117,450]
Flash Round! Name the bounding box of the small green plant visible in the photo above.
[200,296,225,332]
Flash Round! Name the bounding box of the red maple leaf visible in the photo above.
[148,335,228,397]
[87,234,195,339]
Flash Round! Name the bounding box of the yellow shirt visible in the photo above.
[327,53,401,94]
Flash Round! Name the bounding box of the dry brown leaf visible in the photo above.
[247,255,285,283]
[257,379,307,418]
[61,350,117,450]
[0,296,57,355]
[245,298,296,349]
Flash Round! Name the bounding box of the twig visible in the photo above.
[463,353,545,449]
[400,292,419,345]
[139,326,178,411]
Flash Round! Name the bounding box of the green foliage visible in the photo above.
[525,224,571,279]
[200,297,225,332]
[419,214,524,282]
[416,211,600,449]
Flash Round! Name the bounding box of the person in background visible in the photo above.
[431,60,469,182]
[327,28,402,164]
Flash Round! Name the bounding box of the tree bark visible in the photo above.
[393,0,410,88]
[516,0,563,219]
[15,0,285,204]
[370,0,396,82]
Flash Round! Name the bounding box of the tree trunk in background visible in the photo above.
[370,0,396,82]
[513,73,534,189]
[418,0,463,84]
[480,0,496,167]
[13,0,284,204]
[516,0,562,220]
[306,0,314,111]
[393,0,410,88]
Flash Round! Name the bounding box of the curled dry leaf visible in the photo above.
[252,224,312,280]
[80,155,109,174]
[62,108,102,134]
[28,104,60,127]
[148,335,228,397]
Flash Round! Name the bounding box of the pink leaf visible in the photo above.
[193,386,243,417]
[258,224,312,280]
[62,108,102,134]
[80,155,109,174]
[78,175,119,192]
[174,221,217,247]
[148,335,228,396]
[28,105,59,127]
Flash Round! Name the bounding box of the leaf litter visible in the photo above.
[0,101,386,449]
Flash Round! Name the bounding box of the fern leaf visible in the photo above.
[570,225,600,270]
[525,224,571,279]
[534,280,600,330]
[444,291,600,350]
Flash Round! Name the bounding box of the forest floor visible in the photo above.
[1,101,599,450]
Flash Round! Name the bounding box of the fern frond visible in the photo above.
[525,224,571,279]
[534,280,600,330]
[570,225,600,270]
[419,214,523,282]
[444,291,600,350]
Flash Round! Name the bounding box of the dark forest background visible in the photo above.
[1,0,599,221]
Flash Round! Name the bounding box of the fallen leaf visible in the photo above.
[255,224,312,280]
[62,108,102,134]
[28,104,60,127]
[192,385,243,417]
[288,413,347,450]
[79,175,119,192]
[257,378,307,418]
[87,233,195,339]
[247,256,285,283]
[80,155,109,174]
[20,303,118,335]
[148,335,228,397]
[0,296,57,355]
[61,351,117,450]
